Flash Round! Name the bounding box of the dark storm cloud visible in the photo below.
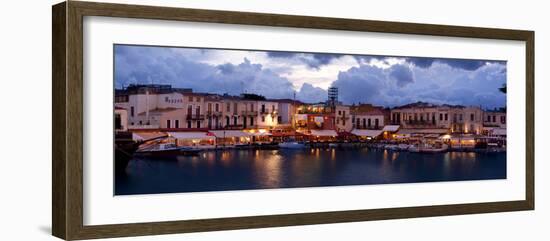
[266,51,343,69]
[389,64,414,87]
[296,83,328,103]
[406,57,505,71]
[266,51,297,58]
[115,45,324,103]
[331,65,386,105]
[115,45,507,108]
[330,59,506,108]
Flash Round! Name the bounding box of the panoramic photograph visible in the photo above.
[113,44,507,195]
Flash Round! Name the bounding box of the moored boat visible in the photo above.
[279,141,307,149]
[135,143,186,158]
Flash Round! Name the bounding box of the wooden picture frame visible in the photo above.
[52,1,534,240]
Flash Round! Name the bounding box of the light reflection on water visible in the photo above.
[117,149,506,195]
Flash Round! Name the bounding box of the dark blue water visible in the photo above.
[115,148,506,195]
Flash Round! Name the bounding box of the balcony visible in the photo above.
[241,110,258,116]
[206,111,223,117]
[186,114,205,120]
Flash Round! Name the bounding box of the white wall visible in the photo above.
[0,0,547,240]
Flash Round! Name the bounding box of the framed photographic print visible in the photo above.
[52,1,534,240]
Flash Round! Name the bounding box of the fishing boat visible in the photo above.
[179,146,203,156]
[408,142,448,153]
[279,141,307,149]
[135,143,186,158]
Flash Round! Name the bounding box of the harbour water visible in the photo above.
[115,148,506,195]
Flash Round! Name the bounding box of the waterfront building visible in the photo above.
[335,105,352,132]
[350,104,385,130]
[273,99,301,127]
[390,102,483,134]
[204,94,223,130]
[483,108,507,129]
[449,106,484,134]
[135,108,188,129]
[114,107,128,131]
[255,100,279,129]
[115,84,190,129]
[294,103,336,131]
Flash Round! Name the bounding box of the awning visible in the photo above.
[382,125,400,132]
[132,132,168,141]
[247,131,272,136]
[311,129,338,137]
[271,131,307,137]
[397,128,448,135]
[351,129,383,137]
[209,130,251,138]
[167,132,215,140]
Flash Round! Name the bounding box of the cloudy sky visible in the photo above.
[114,44,507,109]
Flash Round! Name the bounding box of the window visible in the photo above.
[492,115,496,122]
[470,113,475,121]
[338,110,342,115]
[189,96,193,102]
[445,113,448,121]
[362,119,366,129]
[225,116,230,126]
[233,116,238,125]
[115,114,122,130]
[130,106,134,117]
[250,117,254,126]
[196,106,201,116]
[261,104,266,113]
[175,120,179,128]
[208,103,212,112]
[215,103,219,112]
[501,115,506,124]
[250,103,254,110]
[375,118,379,128]
[139,120,142,125]
[234,103,238,114]
[368,118,371,127]
[277,116,282,123]
[197,121,201,128]
[262,116,266,122]
[272,105,275,112]
[166,120,171,128]
[226,103,230,112]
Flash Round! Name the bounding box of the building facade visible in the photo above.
[390,102,484,134]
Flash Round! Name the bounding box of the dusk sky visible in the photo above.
[114,45,507,109]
